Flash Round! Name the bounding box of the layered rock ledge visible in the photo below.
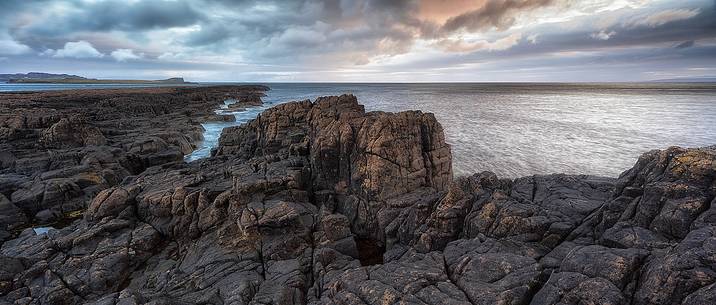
[1,93,715,305]
[0,85,268,237]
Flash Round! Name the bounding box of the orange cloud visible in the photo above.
[418,0,487,24]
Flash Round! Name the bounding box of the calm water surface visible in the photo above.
[4,82,715,178]
[225,83,716,178]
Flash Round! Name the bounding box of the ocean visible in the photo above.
[3,82,715,178]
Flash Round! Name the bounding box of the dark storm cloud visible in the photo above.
[675,40,696,49]
[9,0,204,50]
[457,3,716,63]
[180,0,425,61]
[48,1,202,32]
[441,0,559,32]
[0,0,50,17]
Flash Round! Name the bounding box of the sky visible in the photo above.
[0,0,714,82]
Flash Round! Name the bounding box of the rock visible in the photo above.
[200,113,236,122]
[574,146,716,249]
[0,150,15,170]
[85,186,138,222]
[216,100,313,158]
[0,173,29,196]
[413,173,614,253]
[633,226,716,305]
[0,256,25,295]
[1,93,715,305]
[34,209,62,224]
[218,94,452,245]
[306,95,452,200]
[532,245,647,305]
[0,85,267,231]
[312,249,472,305]
[0,194,27,241]
[40,117,107,148]
[0,194,26,228]
[11,178,83,214]
[443,237,547,305]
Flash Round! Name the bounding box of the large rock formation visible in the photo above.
[0,93,714,305]
[216,95,452,244]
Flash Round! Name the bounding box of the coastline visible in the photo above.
[0,85,268,235]
[0,87,715,304]
[6,77,194,85]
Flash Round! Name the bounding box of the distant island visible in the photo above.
[0,72,192,84]
[0,72,84,82]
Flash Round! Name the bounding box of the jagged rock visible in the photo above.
[0,85,267,230]
[414,173,614,253]
[218,94,452,246]
[40,117,107,148]
[443,237,547,305]
[0,194,27,241]
[11,178,83,214]
[532,245,647,305]
[1,93,715,305]
[216,100,313,158]
[0,173,29,196]
[574,146,716,249]
[0,150,15,170]
[634,226,716,305]
[312,248,472,305]
[85,186,139,222]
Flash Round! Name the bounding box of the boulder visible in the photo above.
[40,117,107,148]
[0,194,27,241]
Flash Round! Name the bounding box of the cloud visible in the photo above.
[0,39,31,55]
[627,8,701,28]
[675,40,695,49]
[0,0,715,81]
[591,30,616,40]
[53,1,202,32]
[527,34,539,44]
[438,33,523,52]
[8,0,204,51]
[441,0,560,33]
[185,23,232,46]
[111,49,142,61]
[271,25,328,48]
[46,41,104,58]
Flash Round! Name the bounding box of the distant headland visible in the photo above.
[0,72,192,84]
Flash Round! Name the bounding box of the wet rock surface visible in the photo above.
[1,92,715,305]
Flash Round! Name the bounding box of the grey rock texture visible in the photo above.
[1,93,714,305]
[0,86,268,238]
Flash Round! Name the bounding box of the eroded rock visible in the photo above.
[1,93,715,305]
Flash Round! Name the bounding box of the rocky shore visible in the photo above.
[1,91,715,305]
[0,86,267,238]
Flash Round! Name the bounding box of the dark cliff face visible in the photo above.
[215,94,452,244]
[0,92,715,305]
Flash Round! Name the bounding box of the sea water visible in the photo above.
[4,82,715,178]
[187,83,716,178]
